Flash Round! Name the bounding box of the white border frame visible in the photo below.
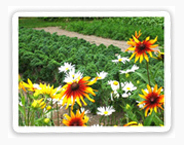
[12,11,171,133]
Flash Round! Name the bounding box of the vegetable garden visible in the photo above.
[18,17,164,127]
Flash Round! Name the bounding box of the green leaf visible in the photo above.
[19,105,26,117]
[153,114,164,126]
[144,113,154,126]
[21,96,26,106]
[152,62,163,79]
[135,72,155,86]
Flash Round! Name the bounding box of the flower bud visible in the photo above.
[46,106,52,111]
[126,104,130,109]
[44,118,50,124]
[125,73,129,78]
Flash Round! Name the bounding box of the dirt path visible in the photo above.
[34,27,129,51]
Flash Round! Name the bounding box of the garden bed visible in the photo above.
[18,18,164,127]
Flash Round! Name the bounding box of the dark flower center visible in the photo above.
[71,82,79,91]
[71,122,79,126]
[138,44,146,50]
[70,118,82,126]
[161,54,164,60]
[150,97,155,103]
[149,95,158,104]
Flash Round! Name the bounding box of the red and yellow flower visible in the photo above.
[124,121,143,127]
[126,32,158,63]
[59,76,98,109]
[62,109,89,126]
[129,30,142,42]
[137,84,164,117]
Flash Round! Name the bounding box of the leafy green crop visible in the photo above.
[59,17,164,46]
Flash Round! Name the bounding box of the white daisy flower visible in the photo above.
[63,68,83,83]
[45,111,52,119]
[122,92,131,98]
[120,64,139,74]
[47,97,63,106]
[96,71,108,80]
[129,65,139,72]
[58,62,75,73]
[33,83,41,90]
[91,124,103,127]
[97,106,115,116]
[108,80,120,91]
[110,90,120,101]
[19,101,23,106]
[136,100,145,109]
[80,108,90,114]
[112,55,130,64]
[52,85,63,96]
[122,82,137,93]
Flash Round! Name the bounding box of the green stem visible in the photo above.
[30,110,35,126]
[146,61,151,86]
[78,103,82,113]
[50,99,53,121]
[69,106,71,116]
[118,63,123,105]
[56,102,59,126]
[27,94,30,126]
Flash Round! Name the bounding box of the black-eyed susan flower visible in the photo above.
[153,51,164,61]
[62,109,89,126]
[59,76,98,109]
[128,30,142,47]
[134,30,142,39]
[138,84,164,117]
[124,121,143,127]
[23,78,40,92]
[126,34,158,63]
